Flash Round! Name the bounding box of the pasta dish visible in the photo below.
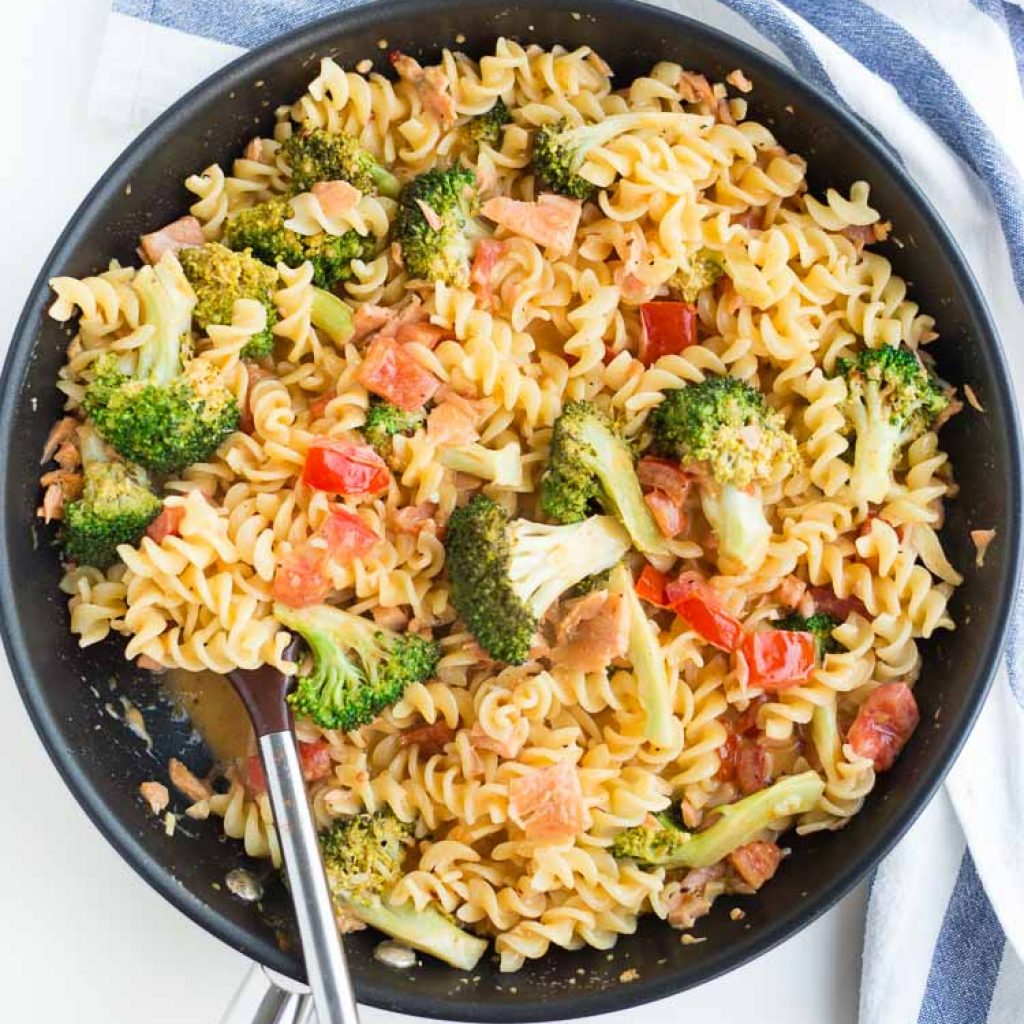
[40,40,965,972]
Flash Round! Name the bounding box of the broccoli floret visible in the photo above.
[649,377,797,574]
[775,612,842,658]
[275,602,439,731]
[61,424,162,569]
[361,399,427,457]
[321,811,487,970]
[394,165,490,286]
[610,563,677,748]
[465,98,511,148]
[669,248,725,303]
[532,112,692,200]
[612,771,825,868]
[83,253,239,475]
[568,567,612,598]
[541,400,669,557]
[223,197,376,290]
[438,441,523,488]
[837,345,949,505]
[179,242,278,359]
[445,494,631,664]
[282,127,400,198]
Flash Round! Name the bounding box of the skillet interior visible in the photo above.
[2,1,1020,1019]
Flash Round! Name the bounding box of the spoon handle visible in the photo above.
[259,729,359,1024]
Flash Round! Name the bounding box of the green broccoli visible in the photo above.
[320,811,487,970]
[394,165,490,286]
[610,563,676,749]
[670,248,725,303]
[568,567,613,598]
[274,602,439,731]
[179,242,278,359]
[445,494,631,664]
[61,424,163,569]
[223,196,377,290]
[837,345,949,505]
[282,127,400,197]
[611,771,825,868]
[532,112,694,200]
[465,98,511,148]
[438,440,523,488]
[774,612,842,658]
[310,288,355,345]
[83,252,239,475]
[649,377,797,574]
[361,399,427,457]
[541,400,669,557]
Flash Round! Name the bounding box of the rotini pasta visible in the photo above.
[40,40,962,973]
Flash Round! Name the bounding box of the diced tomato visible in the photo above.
[302,439,390,495]
[728,840,782,889]
[246,755,267,795]
[470,238,506,305]
[637,457,692,505]
[645,489,685,538]
[247,741,331,793]
[742,630,815,691]
[635,565,671,608]
[480,194,582,257]
[735,739,770,794]
[299,740,333,782]
[272,505,380,608]
[807,586,867,621]
[357,336,440,412]
[146,505,185,543]
[508,761,586,841]
[394,321,449,348]
[666,573,744,652]
[639,302,698,365]
[847,682,920,772]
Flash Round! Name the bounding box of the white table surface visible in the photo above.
[0,0,865,1018]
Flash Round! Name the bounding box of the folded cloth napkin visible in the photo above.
[92,1,1024,1020]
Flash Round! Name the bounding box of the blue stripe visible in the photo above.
[700,0,836,96]
[1005,3,1024,91]
[773,0,1024,298]
[969,0,1024,91]
[112,0,362,49]
[1003,604,1024,707]
[917,850,1006,1024]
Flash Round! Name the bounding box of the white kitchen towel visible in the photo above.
[90,2,1024,1022]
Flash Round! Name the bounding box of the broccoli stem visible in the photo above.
[810,704,842,781]
[611,564,677,748]
[568,112,698,156]
[634,772,824,868]
[370,165,401,201]
[699,482,771,575]
[133,256,194,385]
[341,894,488,971]
[438,441,524,488]
[849,385,902,503]
[574,414,669,557]
[310,288,355,345]
[77,422,108,467]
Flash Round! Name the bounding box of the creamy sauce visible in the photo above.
[162,669,253,763]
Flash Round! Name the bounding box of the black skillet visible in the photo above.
[2,1,1021,1019]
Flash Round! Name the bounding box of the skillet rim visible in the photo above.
[2,0,1021,1018]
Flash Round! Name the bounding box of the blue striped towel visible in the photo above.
[92,2,1024,1021]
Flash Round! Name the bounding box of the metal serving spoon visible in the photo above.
[225,651,358,1024]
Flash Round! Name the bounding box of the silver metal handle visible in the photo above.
[219,965,314,1024]
[258,730,359,1024]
